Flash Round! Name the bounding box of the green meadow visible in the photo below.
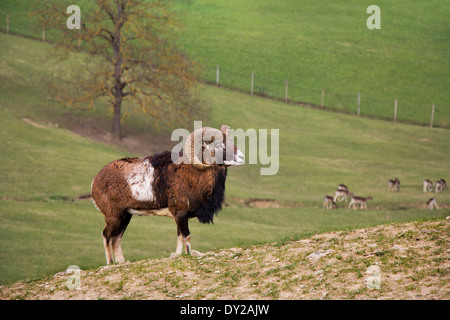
[175,0,450,126]
[0,0,449,126]
[0,33,449,284]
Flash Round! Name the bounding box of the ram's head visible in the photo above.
[185,125,245,170]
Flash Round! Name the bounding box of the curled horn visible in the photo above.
[221,125,230,136]
[184,127,223,170]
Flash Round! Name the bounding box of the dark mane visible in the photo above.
[147,151,172,206]
[119,157,140,163]
[148,151,173,168]
[149,151,228,224]
[194,168,227,224]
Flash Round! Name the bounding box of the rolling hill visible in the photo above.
[0,33,449,286]
[0,0,449,126]
[1,218,449,300]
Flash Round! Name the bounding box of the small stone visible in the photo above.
[420,229,437,234]
[307,250,333,260]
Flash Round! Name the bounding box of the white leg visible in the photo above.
[184,235,192,254]
[102,232,114,265]
[112,236,125,263]
[176,234,183,255]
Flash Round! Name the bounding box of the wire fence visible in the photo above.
[202,64,447,128]
[1,10,448,128]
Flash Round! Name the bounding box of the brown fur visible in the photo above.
[92,161,227,263]
[91,125,242,264]
[348,196,373,209]
[334,189,354,202]
[323,195,337,209]
[91,153,228,214]
[92,153,230,264]
[388,178,400,192]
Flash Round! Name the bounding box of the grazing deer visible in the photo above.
[427,198,439,210]
[348,196,373,209]
[334,189,353,203]
[388,178,400,192]
[435,179,447,193]
[441,179,447,191]
[323,195,337,209]
[423,180,433,192]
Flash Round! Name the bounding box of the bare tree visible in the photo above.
[34,0,202,139]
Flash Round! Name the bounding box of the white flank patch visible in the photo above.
[91,178,100,211]
[127,159,155,202]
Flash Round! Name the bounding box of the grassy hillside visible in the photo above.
[0,33,449,285]
[0,0,449,127]
[1,219,449,300]
[175,0,450,126]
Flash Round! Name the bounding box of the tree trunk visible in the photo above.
[111,9,124,140]
[112,96,122,140]
[111,2,125,140]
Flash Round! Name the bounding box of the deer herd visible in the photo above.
[323,178,446,210]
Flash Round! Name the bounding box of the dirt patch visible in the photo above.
[22,117,59,130]
[71,194,92,201]
[21,112,175,156]
[60,114,174,156]
[224,197,298,209]
[247,199,282,208]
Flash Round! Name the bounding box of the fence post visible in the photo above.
[251,72,254,96]
[321,88,324,108]
[430,104,435,128]
[357,92,361,116]
[42,25,46,42]
[78,29,81,50]
[6,13,9,34]
[285,79,288,103]
[216,65,220,86]
[394,98,398,122]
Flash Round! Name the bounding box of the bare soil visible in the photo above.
[1,218,448,300]
[23,114,175,156]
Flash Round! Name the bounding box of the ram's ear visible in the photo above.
[221,125,230,136]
